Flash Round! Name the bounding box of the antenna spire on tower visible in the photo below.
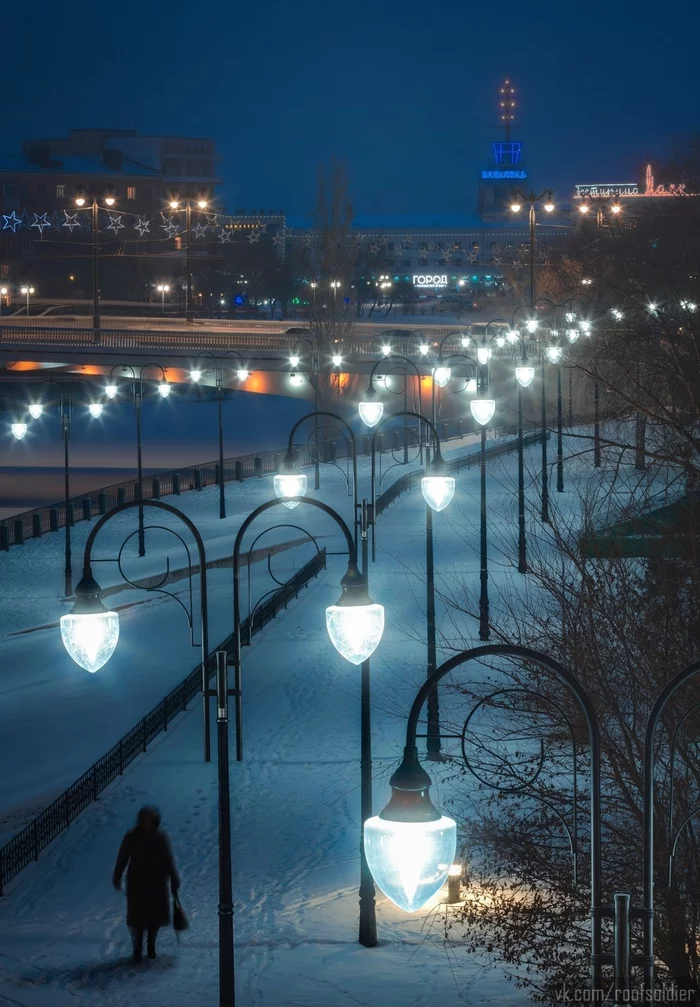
[499,78,516,142]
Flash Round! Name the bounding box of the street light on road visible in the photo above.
[75,185,116,331]
[168,192,209,322]
[157,284,170,313]
[20,285,35,315]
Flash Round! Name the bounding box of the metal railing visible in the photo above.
[0,547,327,894]
[0,415,474,551]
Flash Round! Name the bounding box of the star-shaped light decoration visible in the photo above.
[272,230,286,246]
[218,229,233,243]
[3,211,22,232]
[247,228,261,243]
[493,254,502,265]
[257,222,268,234]
[369,242,380,255]
[206,214,219,226]
[192,222,209,239]
[301,232,314,248]
[105,213,125,234]
[469,253,479,264]
[62,211,81,233]
[134,216,151,238]
[161,216,181,238]
[31,212,51,234]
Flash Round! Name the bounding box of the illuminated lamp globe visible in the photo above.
[510,201,521,213]
[88,403,104,418]
[610,202,622,214]
[237,368,250,381]
[496,336,505,348]
[289,354,301,368]
[466,377,477,394]
[364,747,457,912]
[565,312,576,323]
[358,391,384,428]
[543,199,555,213]
[190,368,202,383]
[460,335,470,348]
[332,354,343,367]
[325,562,384,665]
[470,398,496,427]
[273,453,307,510]
[506,329,519,344]
[579,320,592,334]
[546,346,563,364]
[525,320,539,334]
[60,570,119,673]
[105,384,118,399]
[515,365,535,388]
[566,328,579,343]
[11,422,28,440]
[476,346,491,366]
[421,456,455,513]
[433,366,451,388]
[289,372,305,387]
[419,343,430,356]
[381,344,392,356]
[28,404,44,419]
[578,203,590,214]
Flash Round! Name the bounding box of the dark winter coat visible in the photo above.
[112,826,180,930]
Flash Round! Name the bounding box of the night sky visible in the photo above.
[3,0,699,215]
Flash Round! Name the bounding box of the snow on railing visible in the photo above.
[0,547,327,894]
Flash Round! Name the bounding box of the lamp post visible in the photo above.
[75,185,116,331]
[359,355,424,463]
[510,189,555,307]
[512,318,535,574]
[231,496,384,948]
[470,392,496,640]
[57,499,237,1004]
[370,411,455,758]
[157,283,170,313]
[168,193,208,323]
[430,353,477,429]
[191,350,250,520]
[20,284,35,316]
[105,363,171,557]
[545,344,565,493]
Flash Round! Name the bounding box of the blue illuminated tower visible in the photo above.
[478,79,527,220]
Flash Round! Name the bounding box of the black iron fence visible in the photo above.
[0,547,326,894]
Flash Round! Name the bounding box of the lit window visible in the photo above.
[56,184,65,198]
[127,186,136,200]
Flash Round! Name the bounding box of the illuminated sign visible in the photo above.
[413,274,448,288]
[575,166,695,199]
[482,170,527,180]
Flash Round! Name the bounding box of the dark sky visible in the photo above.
[3,0,699,216]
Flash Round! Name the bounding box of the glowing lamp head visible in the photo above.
[578,202,590,214]
[332,354,343,367]
[525,319,539,334]
[190,369,202,383]
[506,329,519,344]
[88,403,104,418]
[470,398,496,426]
[476,346,491,366]
[610,202,622,214]
[60,570,119,673]
[566,328,579,343]
[510,201,521,213]
[273,457,308,510]
[364,747,457,912]
[546,346,563,364]
[104,195,115,207]
[380,343,392,357]
[515,365,535,388]
[433,366,451,388]
[421,456,455,512]
[466,377,477,394]
[237,368,250,381]
[359,388,384,428]
[611,309,624,320]
[28,403,44,419]
[418,343,430,356]
[11,422,27,440]
[543,199,555,213]
[105,383,118,399]
[565,312,576,323]
[157,381,171,398]
[579,320,592,334]
[495,336,505,348]
[197,198,208,209]
[289,372,305,387]
[325,563,384,665]
[75,193,86,207]
[647,302,658,315]
[169,199,179,210]
[289,354,301,368]
[460,335,470,348]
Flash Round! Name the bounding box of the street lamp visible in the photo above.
[75,185,115,331]
[546,344,565,493]
[510,188,555,307]
[361,355,424,464]
[168,192,208,322]
[157,283,170,313]
[471,396,495,641]
[20,285,35,315]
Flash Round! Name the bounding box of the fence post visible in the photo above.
[117,487,126,506]
[254,456,263,477]
[98,492,107,515]
[49,507,58,532]
[194,469,202,491]
[0,525,7,551]
[82,497,91,522]
[173,472,181,495]
[32,513,42,538]
[92,765,98,801]
[142,719,147,753]
[13,519,23,546]
[34,820,40,860]
[152,477,161,500]
[235,460,243,482]
[119,739,124,774]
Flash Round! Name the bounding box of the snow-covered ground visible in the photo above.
[0,419,674,1006]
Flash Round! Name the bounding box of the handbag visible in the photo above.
[173,893,189,937]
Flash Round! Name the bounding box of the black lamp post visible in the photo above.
[74,185,116,333]
[58,499,235,1006]
[370,411,455,758]
[510,188,555,307]
[230,496,384,948]
[190,350,251,520]
[104,363,172,558]
[359,354,424,464]
[168,192,209,323]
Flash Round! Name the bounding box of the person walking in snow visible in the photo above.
[112,805,180,962]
